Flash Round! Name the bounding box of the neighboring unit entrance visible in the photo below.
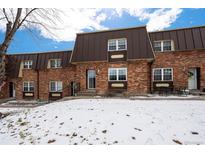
[87,70,96,89]
[9,82,15,97]
[188,68,197,90]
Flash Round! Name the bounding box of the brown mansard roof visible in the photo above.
[6,25,205,79]
[6,50,72,78]
[71,26,155,62]
[149,25,205,51]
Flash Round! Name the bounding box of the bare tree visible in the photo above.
[0,8,62,92]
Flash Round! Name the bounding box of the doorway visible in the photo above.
[87,70,96,89]
[188,68,197,90]
[9,82,15,97]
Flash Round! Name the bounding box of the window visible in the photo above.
[108,40,117,51]
[23,81,34,92]
[163,68,172,81]
[163,41,172,51]
[153,41,161,51]
[49,59,62,68]
[153,68,173,81]
[109,69,117,80]
[153,40,173,52]
[50,81,62,92]
[108,38,127,51]
[108,68,127,81]
[23,60,33,69]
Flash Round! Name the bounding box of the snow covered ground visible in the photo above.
[0,99,205,145]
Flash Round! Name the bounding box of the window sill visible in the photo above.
[108,49,127,52]
[154,50,174,52]
[108,80,127,82]
[153,80,173,82]
[48,67,62,69]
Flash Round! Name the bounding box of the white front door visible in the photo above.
[188,68,197,89]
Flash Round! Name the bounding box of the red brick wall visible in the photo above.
[127,60,151,94]
[75,62,108,95]
[75,60,151,96]
[12,66,76,100]
[15,69,38,100]
[38,66,76,100]
[5,50,205,100]
[152,50,205,91]
[0,81,9,99]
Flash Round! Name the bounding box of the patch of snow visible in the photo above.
[0,108,25,114]
[130,94,202,99]
[0,99,205,145]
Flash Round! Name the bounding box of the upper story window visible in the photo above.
[23,60,33,69]
[108,68,127,81]
[50,81,63,92]
[23,81,34,92]
[108,38,127,51]
[49,59,62,68]
[153,40,174,52]
[153,68,173,81]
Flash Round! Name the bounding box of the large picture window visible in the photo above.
[50,81,62,92]
[23,81,34,92]
[108,68,127,81]
[153,68,173,81]
[108,38,127,51]
[153,40,173,52]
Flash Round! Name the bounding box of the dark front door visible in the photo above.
[70,82,75,96]
[9,82,15,97]
[87,70,96,89]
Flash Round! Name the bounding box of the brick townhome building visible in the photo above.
[0,25,205,100]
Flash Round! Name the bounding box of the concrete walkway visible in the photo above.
[1,95,204,108]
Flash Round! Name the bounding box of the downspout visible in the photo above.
[36,54,40,100]
[37,70,39,100]
[149,60,153,94]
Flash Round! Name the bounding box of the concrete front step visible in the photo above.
[108,92,125,97]
[77,90,97,96]
[189,90,205,96]
[0,97,15,104]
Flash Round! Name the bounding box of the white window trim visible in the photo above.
[108,68,127,81]
[49,81,63,92]
[23,81,34,92]
[153,68,173,81]
[154,40,174,52]
[49,59,62,68]
[108,38,127,51]
[23,60,33,69]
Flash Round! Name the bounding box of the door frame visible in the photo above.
[87,69,96,89]
[188,68,198,90]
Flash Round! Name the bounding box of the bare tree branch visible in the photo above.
[0,8,62,89]
[2,8,10,23]
[9,8,15,23]
[18,8,37,29]
[0,17,6,20]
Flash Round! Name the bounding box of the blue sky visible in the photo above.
[0,8,205,54]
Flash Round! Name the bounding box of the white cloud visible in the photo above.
[0,8,108,42]
[27,8,108,42]
[111,8,183,31]
[0,8,183,42]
